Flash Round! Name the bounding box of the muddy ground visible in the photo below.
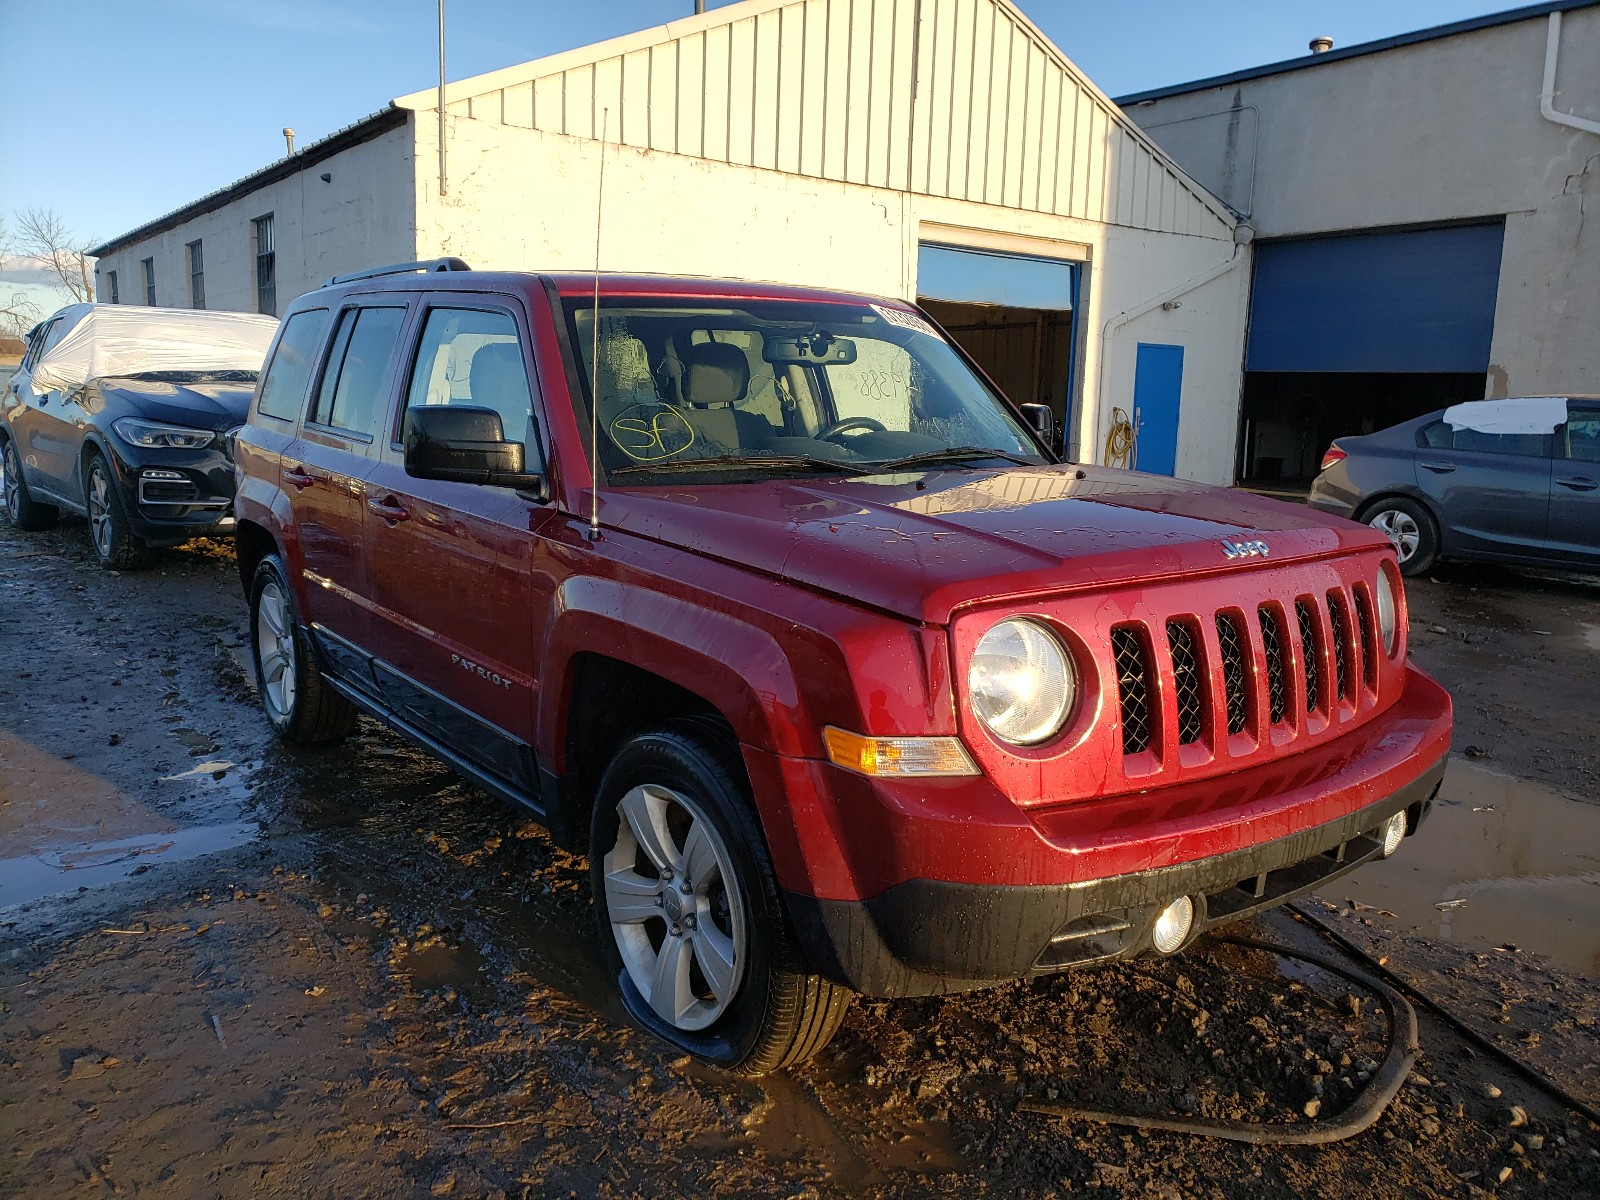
[2,517,1598,1199]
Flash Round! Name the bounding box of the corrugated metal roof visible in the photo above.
[88,108,408,258]
[1114,0,1598,106]
[395,0,1236,237]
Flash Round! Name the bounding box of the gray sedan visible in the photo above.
[1308,396,1600,576]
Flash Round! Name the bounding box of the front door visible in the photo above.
[1132,343,1184,476]
[1548,400,1600,567]
[361,296,558,796]
[289,301,411,656]
[9,314,80,495]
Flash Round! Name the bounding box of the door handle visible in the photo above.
[282,465,316,488]
[1418,461,1456,473]
[1556,476,1598,492]
[367,496,410,523]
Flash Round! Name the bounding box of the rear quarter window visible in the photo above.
[256,308,331,422]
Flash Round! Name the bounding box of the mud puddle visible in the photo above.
[0,819,260,908]
[1321,760,1600,976]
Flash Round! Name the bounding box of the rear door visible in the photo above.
[1548,400,1600,567]
[1414,420,1553,561]
[360,295,558,795]
[287,301,411,659]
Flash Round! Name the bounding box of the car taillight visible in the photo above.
[1319,446,1347,472]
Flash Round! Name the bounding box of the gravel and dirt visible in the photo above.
[2,515,1597,1199]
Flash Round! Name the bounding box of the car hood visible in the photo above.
[601,464,1390,623]
[94,377,255,430]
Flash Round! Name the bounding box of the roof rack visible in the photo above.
[323,257,472,287]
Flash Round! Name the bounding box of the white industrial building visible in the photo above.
[89,0,1252,484]
[1118,0,1600,486]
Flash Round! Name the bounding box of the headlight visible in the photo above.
[111,417,216,449]
[1375,567,1400,656]
[968,618,1076,745]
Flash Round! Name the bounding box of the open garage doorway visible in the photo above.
[1238,223,1503,491]
[916,243,1078,453]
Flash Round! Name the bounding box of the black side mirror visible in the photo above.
[403,404,546,498]
[1019,403,1055,449]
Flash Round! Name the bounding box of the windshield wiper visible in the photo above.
[610,453,863,478]
[865,447,1038,472]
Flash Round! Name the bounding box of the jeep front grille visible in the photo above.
[1108,584,1378,764]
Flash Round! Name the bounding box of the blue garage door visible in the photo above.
[1247,223,1504,374]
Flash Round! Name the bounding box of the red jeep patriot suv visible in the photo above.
[233,260,1451,1074]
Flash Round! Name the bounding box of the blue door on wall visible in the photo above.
[1133,343,1184,475]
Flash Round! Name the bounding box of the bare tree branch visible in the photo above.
[15,207,96,303]
[0,215,44,338]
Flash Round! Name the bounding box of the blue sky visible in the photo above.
[0,0,1520,311]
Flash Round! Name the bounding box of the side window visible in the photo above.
[21,320,56,370]
[1419,421,1451,449]
[1449,428,1547,457]
[312,306,406,439]
[256,308,332,422]
[1565,407,1600,464]
[402,308,539,457]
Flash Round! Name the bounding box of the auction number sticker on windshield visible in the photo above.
[871,305,942,339]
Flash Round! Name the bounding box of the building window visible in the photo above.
[187,240,205,309]
[254,214,276,316]
[142,258,156,306]
[107,270,119,304]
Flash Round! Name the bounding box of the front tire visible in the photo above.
[1362,496,1439,577]
[2,438,59,532]
[590,722,852,1075]
[85,452,157,570]
[248,555,358,744]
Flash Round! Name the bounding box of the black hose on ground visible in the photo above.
[1286,901,1600,1128]
[1017,934,1420,1145]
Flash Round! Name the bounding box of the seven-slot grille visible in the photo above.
[1113,585,1380,759]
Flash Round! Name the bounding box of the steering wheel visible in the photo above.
[817,416,887,441]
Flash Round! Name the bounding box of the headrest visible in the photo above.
[681,340,749,408]
[468,342,526,412]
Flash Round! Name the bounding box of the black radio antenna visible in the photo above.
[586,108,609,543]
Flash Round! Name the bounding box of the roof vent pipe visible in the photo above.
[283,127,296,156]
[1308,36,1334,54]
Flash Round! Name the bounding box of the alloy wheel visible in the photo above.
[255,580,298,718]
[1368,509,1420,562]
[603,783,747,1032]
[87,463,114,559]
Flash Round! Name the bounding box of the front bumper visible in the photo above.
[103,438,236,545]
[785,757,1442,996]
[758,665,1452,997]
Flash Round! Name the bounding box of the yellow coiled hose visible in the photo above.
[1103,406,1136,469]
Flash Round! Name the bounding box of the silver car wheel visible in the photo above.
[603,782,747,1032]
[87,463,115,559]
[255,580,298,718]
[1368,508,1420,562]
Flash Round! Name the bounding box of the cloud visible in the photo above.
[0,257,58,288]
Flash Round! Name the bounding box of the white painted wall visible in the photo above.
[93,123,418,317]
[1125,7,1600,398]
[409,114,1249,483]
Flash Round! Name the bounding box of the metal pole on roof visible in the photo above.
[438,0,448,195]
[694,1,705,12]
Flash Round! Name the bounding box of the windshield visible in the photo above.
[562,297,1045,484]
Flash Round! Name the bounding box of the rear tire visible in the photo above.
[1362,496,1438,577]
[590,721,852,1075]
[248,554,358,744]
[2,438,59,532]
[85,452,158,570]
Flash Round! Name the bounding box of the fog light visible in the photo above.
[1379,810,1407,858]
[1151,896,1195,954]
